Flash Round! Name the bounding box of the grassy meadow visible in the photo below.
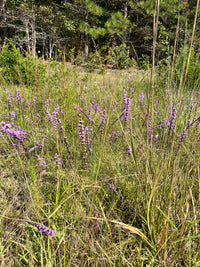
[0,61,200,266]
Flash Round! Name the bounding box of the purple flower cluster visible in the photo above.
[33,97,37,107]
[29,142,42,152]
[33,223,56,237]
[85,126,92,152]
[36,113,41,123]
[176,128,187,155]
[109,129,120,141]
[11,111,16,121]
[24,115,35,125]
[100,111,106,133]
[77,119,88,169]
[121,91,131,123]
[127,145,132,155]
[26,100,31,108]
[152,133,159,141]
[107,182,119,195]
[180,129,187,141]
[155,119,168,129]
[77,106,93,123]
[16,89,21,102]
[36,155,47,168]
[55,153,62,167]
[123,98,131,122]
[140,91,144,106]
[196,119,200,130]
[168,107,177,132]
[46,109,61,132]
[0,122,27,141]
[154,101,158,111]
[8,93,13,106]
[45,99,49,108]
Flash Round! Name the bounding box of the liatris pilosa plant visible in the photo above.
[33,223,56,237]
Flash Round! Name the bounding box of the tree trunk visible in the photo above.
[123,1,128,43]
[49,37,53,58]
[31,3,36,57]
[124,1,128,19]
[84,9,89,59]
[25,19,30,53]
[1,0,7,42]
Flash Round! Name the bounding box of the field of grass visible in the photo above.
[0,61,200,266]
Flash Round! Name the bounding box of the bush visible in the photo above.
[0,42,21,83]
[0,42,46,86]
[86,51,104,72]
[106,44,136,69]
[174,45,200,88]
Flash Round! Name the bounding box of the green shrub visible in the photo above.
[0,42,46,86]
[74,51,86,66]
[106,44,136,69]
[174,45,200,88]
[86,51,104,71]
[20,53,47,86]
[0,42,21,83]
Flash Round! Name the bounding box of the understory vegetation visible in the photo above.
[0,47,199,266]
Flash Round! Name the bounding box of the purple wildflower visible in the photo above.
[33,97,37,106]
[140,92,144,106]
[123,91,127,105]
[115,131,120,140]
[88,103,92,115]
[55,153,62,167]
[124,98,131,122]
[85,126,92,152]
[29,142,42,152]
[152,134,159,141]
[46,110,58,131]
[36,113,40,123]
[45,99,49,108]
[24,116,35,125]
[169,102,173,112]
[56,104,59,113]
[154,101,158,111]
[0,122,27,141]
[168,107,177,132]
[33,223,56,237]
[156,118,167,129]
[16,89,21,102]
[26,100,31,108]
[8,93,13,106]
[176,129,187,155]
[127,146,132,155]
[148,121,152,137]
[107,182,119,195]
[196,120,200,130]
[11,111,16,121]
[109,129,116,140]
[180,129,186,141]
[36,155,47,168]
[100,112,106,133]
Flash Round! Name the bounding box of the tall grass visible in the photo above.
[0,59,199,266]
